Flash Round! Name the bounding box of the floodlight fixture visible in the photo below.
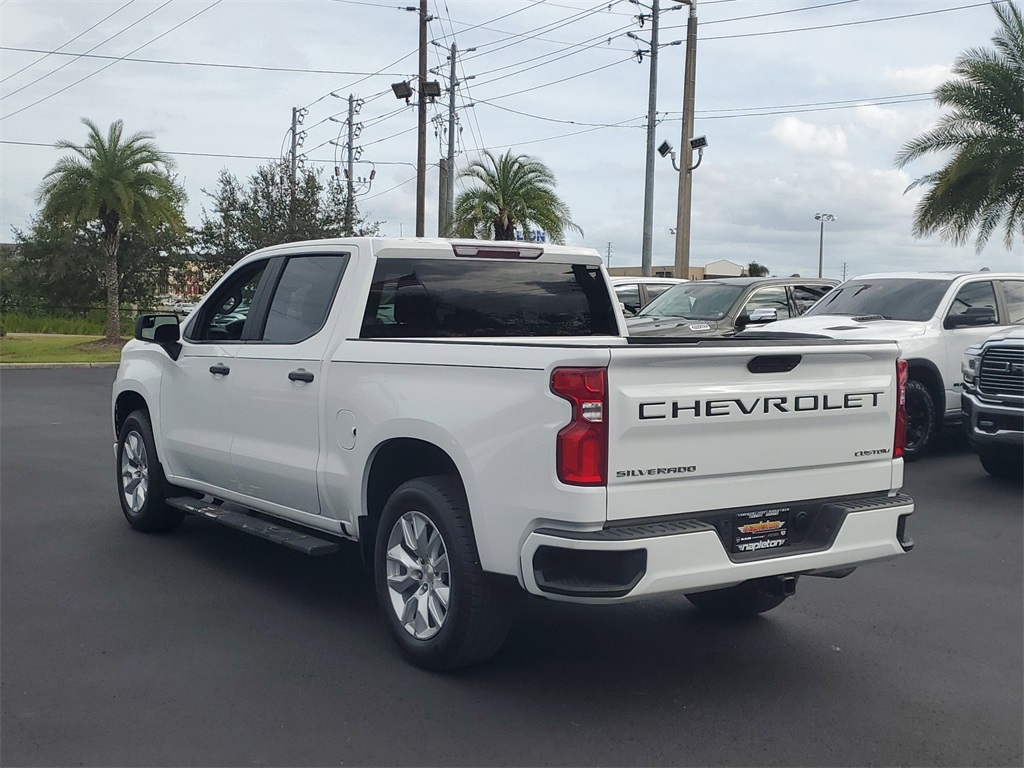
[657,140,673,158]
[391,81,413,102]
[421,80,442,99]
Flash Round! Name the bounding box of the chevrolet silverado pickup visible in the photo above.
[113,238,914,669]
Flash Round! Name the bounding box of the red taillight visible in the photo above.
[550,367,608,486]
[894,359,908,459]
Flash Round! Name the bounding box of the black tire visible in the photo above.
[116,409,185,533]
[978,447,1024,480]
[903,378,938,461]
[685,578,790,620]
[373,475,515,670]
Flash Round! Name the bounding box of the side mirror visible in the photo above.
[749,307,779,324]
[135,314,181,359]
[945,306,997,329]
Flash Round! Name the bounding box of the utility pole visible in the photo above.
[445,42,458,237]
[640,0,661,278]
[438,41,475,236]
[345,94,356,234]
[438,157,448,234]
[606,241,613,269]
[842,261,849,281]
[672,0,698,280]
[416,0,428,237]
[289,106,299,233]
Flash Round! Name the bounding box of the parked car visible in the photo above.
[115,238,913,670]
[759,271,1024,459]
[961,326,1023,479]
[626,277,837,337]
[608,276,686,315]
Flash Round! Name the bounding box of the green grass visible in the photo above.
[0,334,125,363]
[0,312,107,335]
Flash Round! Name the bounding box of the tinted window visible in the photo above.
[645,283,674,300]
[806,278,953,321]
[946,281,997,326]
[262,255,347,343]
[360,259,617,338]
[743,286,791,320]
[1001,280,1024,324]
[614,284,641,314]
[792,284,832,315]
[638,282,745,321]
[186,260,268,341]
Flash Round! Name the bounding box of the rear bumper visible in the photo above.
[519,493,913,603]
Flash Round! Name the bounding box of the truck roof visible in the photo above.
[244,237,603,265]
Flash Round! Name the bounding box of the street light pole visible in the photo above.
[815,212,836,278]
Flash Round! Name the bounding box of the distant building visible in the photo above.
[608,259,746,280]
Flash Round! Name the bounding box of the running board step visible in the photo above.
[167,497,341,556]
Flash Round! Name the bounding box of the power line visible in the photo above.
[699,0,864,26]
[0,0,137,84]
[474,98,646,128]
[1,0,225,121]
[670,0,1006,40]
[0,46,413,78]
[1,0,173,101]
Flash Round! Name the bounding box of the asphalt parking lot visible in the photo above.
[1,368,1021,767]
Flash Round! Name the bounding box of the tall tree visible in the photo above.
[747,261,770,277]
[7,214,188,317]
[450,150,582,243]
[36,118,185,341]
[894,1,1024,251]
[195,161,380,285]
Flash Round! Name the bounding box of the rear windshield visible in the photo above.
[637,282,746,321]
[805,278,953,321]
[360,258,618,338]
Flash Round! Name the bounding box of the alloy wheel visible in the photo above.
[385,510,451,640]
[120,430,149,513]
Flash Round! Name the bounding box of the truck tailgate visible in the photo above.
[606,340,901,521]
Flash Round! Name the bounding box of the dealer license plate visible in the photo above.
[732,507,790,554]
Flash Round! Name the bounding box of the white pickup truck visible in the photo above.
[113,238,914,669]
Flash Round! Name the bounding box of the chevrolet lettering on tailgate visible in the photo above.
[638,391,885,420]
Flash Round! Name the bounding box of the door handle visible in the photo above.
[209,363,230,376]
[288,369,314,383]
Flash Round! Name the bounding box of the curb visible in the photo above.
[0,362,120,370]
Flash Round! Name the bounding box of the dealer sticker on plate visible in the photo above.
[733,507,790,553]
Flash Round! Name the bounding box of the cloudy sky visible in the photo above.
[2,0,1022,279]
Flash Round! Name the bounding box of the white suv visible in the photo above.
[759,271,1024,459]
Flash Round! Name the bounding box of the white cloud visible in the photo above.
[882,65,951,92]
[769,118,848,157]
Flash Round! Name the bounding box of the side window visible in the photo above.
[946,281,997,326]
[742,286,792,320]
[792,285,831,315]
[186,260,268,342]
[614,284,641,314]
[645,283,674,302]
[261,255,348,344]
[999,280,1024,324]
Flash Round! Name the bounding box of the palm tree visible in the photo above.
[894,1,1024,251]
[37,118,184,342]
[450,150,582,243]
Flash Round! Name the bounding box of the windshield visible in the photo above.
[636,282,746,321]
[805,278,953,321]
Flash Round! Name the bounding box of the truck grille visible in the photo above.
[978,346,1024,399]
